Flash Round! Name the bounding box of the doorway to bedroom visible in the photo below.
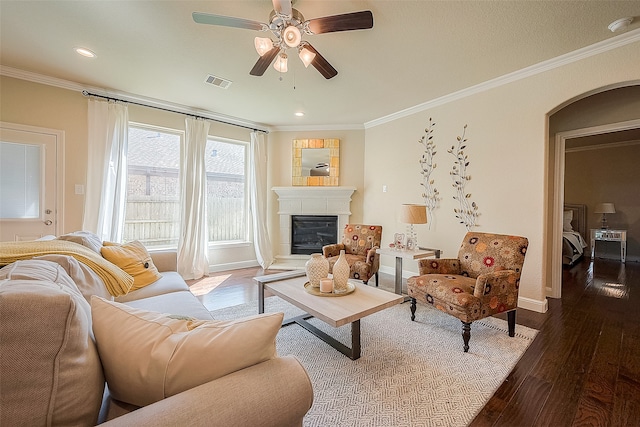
[548,83,640,299]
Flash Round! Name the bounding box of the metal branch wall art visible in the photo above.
[448,125,479,230]
[419,118,440,228]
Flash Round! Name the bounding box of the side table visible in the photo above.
[376,247,439,295]
[590,229,626,263]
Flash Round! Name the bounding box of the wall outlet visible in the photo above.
[75,184,84,195]
[382,185,387,193]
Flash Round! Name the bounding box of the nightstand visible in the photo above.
[590,229,627,263]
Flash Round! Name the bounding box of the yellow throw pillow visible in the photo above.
[90,296,283,407]
[100,241,161,291]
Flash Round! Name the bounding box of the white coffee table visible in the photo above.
[254,270,403,360]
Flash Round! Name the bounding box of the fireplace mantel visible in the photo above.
[272,186,356,267]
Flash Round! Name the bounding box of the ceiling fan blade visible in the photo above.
[249,47,280,76]
[192,12,266,31]
[306,10,373,34]
[272,0,292,17]
[304,44,338,79]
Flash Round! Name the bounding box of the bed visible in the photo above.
[562,203,588,266]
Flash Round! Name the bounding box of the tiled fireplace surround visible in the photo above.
[272,186,356,268]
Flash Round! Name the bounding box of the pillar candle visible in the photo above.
[319,278,333,293]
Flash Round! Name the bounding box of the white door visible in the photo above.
[0,122,63,241]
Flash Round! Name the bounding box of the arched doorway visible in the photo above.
[547,83,640,298]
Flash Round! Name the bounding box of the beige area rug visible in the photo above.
[211,297,538,427]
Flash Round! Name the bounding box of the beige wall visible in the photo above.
[363,41,640,312]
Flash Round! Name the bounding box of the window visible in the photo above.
[0,141,41,219]
[124,125,181,249]
[205,138,248,243]
[123,124,248,248]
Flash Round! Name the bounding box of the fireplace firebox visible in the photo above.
[291,215,338,255]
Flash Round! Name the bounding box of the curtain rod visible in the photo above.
[81,90,268,134]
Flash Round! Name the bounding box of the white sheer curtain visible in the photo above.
[177,117,210,279]
[82,99,129,242]
[250,131,274,269]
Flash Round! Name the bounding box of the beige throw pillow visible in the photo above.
[57,231,103,253]
[90,296,283,407]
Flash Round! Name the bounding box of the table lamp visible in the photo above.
[400,204,427,249]
[594,202,615,229]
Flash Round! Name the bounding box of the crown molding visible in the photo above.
[0,65,269,133]
[365,28,640,129]
[270,123,364,132]
[1,65,86,92]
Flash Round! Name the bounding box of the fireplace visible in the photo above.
[272,186,356,267]
[291,215,338,255]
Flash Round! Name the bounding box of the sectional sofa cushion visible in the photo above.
[101,240,161,290]
[0,261,105,427]
[91,296,284,407]
[124,290,215,320]
[114,271,188,302]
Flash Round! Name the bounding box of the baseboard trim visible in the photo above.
[208,260,259,273]
[518,296,548,314]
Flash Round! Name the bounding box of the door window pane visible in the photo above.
[124,126,181,248]
[0,141,41,219]
[206,139,247,243]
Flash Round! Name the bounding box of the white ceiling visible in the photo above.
[1,1,639,129]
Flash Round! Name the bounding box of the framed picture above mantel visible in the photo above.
[292,138,339,186]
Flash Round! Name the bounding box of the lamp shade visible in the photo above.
[399,204,427,224]
[298,46,316,68]
[273,52,288,72]
[594,203,616,214]
[254,37,273,56]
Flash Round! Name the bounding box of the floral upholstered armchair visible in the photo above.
[322,224,383,286]
[407,232,528,352]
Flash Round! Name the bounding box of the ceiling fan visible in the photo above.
[193,0,374,79]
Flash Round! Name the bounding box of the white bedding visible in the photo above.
[562,231,587,265]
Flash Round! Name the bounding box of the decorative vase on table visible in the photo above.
[332,250,350,293]
[305,253,329,288]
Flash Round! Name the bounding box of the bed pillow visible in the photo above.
[100,240,161,291]
[90,296,283,407]
[563,210,574,232]
[57,231,103,254]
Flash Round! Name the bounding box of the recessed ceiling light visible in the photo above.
[75,47,97,58]
[295,112,304,117]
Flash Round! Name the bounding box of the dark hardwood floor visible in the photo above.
[188,257,640,426]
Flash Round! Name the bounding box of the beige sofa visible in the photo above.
[0,242,313,427]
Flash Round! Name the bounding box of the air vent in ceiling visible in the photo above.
[204,74,232,89]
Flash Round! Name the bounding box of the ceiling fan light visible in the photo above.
[254,37,273,56]
[283,25,302,48]
[273,53,288,72]
[298,47,316,68]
